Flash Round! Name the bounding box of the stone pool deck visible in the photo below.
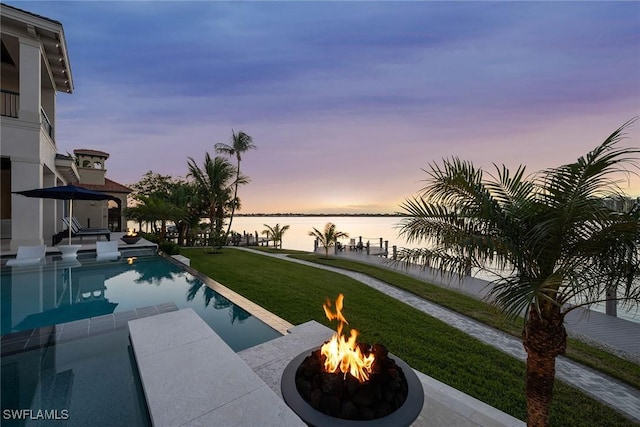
[129,309,524,427]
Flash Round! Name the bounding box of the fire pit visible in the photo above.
[281,294,424,426]
[121,229,141,245]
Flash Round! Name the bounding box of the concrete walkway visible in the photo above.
[234,247,640,424]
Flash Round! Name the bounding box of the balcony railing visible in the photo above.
[40,107,53,139]
[1,90,54,140]
[1,89,19,118]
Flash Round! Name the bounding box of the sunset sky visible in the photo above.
[12,1,640,214]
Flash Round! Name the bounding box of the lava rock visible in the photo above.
[294,343,408,421]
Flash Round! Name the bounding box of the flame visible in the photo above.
[126,228,137,237]
[320,294,375,383]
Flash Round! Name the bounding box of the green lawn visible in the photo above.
[181,247,638,427]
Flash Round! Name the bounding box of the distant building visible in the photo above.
[72,149,131,232]
[0,4,129,250]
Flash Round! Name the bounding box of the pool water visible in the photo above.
[1,255,281,350]
[1,254,283,426]
[2,328,150,427]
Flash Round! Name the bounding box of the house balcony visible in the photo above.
[1,89,55,141]
[40,107,53,139]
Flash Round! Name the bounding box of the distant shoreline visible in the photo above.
[236,213,407,217]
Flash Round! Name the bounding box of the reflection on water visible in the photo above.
[186,280,247,323]
[231,305,251,324]
[132,259,182,285]
[1,256,282,347]
[2,260,121,334]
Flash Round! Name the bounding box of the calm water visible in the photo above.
[231,215,408,252]
[130,216,410,252]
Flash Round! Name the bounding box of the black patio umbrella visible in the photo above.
[13,184,118,245]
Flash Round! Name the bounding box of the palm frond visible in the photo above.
[398,118,640,323]
[215,129,257,161]
[488,277,539,319]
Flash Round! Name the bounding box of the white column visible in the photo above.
[18,37,42,124]
[42,173,57,242]
[11,159,44,250]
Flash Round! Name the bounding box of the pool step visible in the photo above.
[128,308,304,426]
[0,303,178,357]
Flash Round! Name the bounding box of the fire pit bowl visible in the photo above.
[121,235,141,245]
[281,347,424,427]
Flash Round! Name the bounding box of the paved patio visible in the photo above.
[0,232,158,261]
[129,309,524,426]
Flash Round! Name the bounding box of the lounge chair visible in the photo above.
[70,217,109,234]
[6,245,46,266]
[96,241,121,261]
[53,218,111,245]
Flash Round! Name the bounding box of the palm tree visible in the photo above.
[215,130,256,244]
[308,222,349,258]
[262,223,290,249]
[397,119,640,427]
[127,171,181,234]
[165,181,202,247]
[187,153,239,250]
[123,204,146,233]
[124,195,185,243]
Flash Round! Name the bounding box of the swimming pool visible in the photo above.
[1,254,282,350]
[1,254,283,426]
[2,328,151,427]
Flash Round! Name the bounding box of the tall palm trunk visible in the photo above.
[215,205,225,248]
[159,218,167,244]
[522,305,567,427]
[177,223,187,246]
[208,208,216,250]
[224,158,240,244]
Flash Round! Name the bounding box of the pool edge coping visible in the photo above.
[162,253,295,335]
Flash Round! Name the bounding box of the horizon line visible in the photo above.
[236,213,406,217]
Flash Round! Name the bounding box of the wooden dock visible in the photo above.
[313,236,389,256]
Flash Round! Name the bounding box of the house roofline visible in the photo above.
[1,2,74,93]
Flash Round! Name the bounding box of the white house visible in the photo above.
[0,4,129,251]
